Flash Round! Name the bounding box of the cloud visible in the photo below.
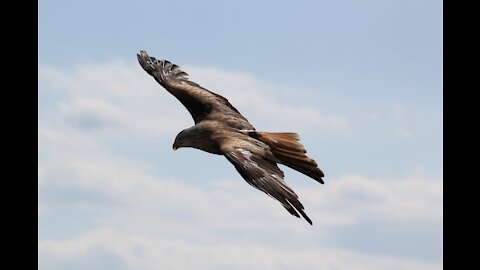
[39,119,442,269]
[185,66,350,131]
[39,61,350,139]
[39,61,192,140]
[39,227,441,270]
[303,173,443,224]
[39,113,442,268]
[58,97,125,130]
[39,120,442,229]
[39,60,442,270]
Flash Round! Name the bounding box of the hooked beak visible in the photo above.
[172,143,179,150]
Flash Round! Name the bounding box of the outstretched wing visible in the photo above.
[222,140,313,225]
[137,50,254,130]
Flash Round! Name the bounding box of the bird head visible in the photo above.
[172,131,187,150]
[172,125,216,152]
[172,141,180,150]
[172,128,195,150]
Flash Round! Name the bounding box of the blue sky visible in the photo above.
[39,1,443,269]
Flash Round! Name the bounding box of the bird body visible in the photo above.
[137,50,324,225]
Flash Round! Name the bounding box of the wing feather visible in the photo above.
[137,50,253,129]
[224,148,313,225]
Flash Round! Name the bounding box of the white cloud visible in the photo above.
[39,228,441,270]
[39,62,192,140]
[39,120,442,229]
[302,173,443,224]
[58,97,126,129]
[39,61,350,139]
[38,119,442,269]
[185,66,350,131]
[45,60,431,143]
[39,61,442,270]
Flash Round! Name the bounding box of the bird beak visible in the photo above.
[172,143,178,150]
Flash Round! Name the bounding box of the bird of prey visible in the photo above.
[137,50,324,225]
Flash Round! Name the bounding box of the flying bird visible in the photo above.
[137,50,324,225]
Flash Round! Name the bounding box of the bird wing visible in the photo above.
[220,136,313,225]
[137,50,254,130]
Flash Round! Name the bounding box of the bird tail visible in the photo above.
[247,131,324,184]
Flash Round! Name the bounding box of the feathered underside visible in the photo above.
[224,147,313,225]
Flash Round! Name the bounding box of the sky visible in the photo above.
[38,1,443,269]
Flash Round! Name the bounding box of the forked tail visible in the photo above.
[247,131,324,184]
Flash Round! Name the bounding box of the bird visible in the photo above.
[137,50,324,225]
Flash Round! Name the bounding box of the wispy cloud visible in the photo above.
[40,62,192,140]
[39,227,441,270]
[39,61,442,270]
[185,66,351,131]
[304,174,443,224]
[39,120,442,228]
[39,61,351,138]
[38,119,442,269]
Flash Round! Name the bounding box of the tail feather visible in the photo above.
[250,131,325,184]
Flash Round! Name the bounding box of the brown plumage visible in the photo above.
[137,50,324,225]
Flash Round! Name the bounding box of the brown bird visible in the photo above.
[137,50,324,225]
